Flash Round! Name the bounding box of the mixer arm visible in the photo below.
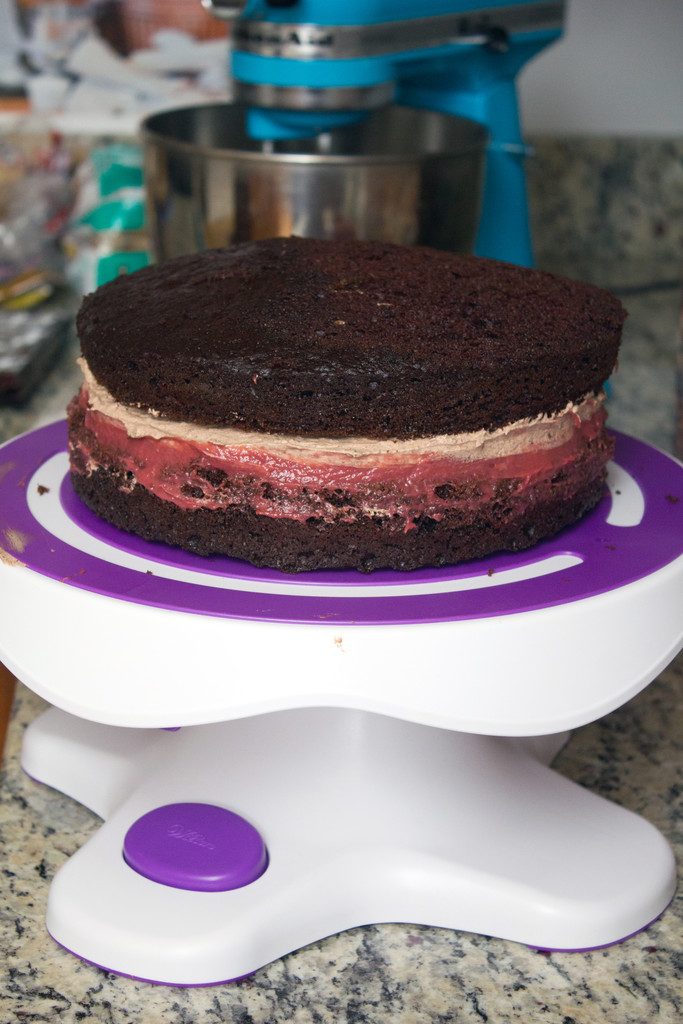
[397,34,548,267]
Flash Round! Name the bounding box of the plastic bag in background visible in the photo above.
[0,133,72,307]
[0,134,73,279]
[0,134,74,403]
[63,142,150,293]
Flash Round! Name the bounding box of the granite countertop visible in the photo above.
[0,276,681,1022]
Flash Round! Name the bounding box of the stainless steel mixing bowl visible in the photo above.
[142,103,488,260]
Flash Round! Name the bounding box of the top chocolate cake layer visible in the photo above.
[76,237,625,439]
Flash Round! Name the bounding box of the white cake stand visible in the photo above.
[0,421,681,985]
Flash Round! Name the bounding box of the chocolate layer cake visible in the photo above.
[68,238,625,572]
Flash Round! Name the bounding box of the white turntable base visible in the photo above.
[23,705,675,986]
[3,426,681,984]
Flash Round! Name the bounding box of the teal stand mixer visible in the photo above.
[205,0,565,265]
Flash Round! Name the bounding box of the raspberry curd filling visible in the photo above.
[68,366,611,528]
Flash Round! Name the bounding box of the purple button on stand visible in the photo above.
[123,803,268,892]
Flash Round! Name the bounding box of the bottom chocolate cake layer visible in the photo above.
[71,465,607,574]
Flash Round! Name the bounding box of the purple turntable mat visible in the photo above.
[0,421,681,625]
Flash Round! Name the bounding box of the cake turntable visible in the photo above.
[0,420,681,985]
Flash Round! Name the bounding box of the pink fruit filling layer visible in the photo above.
[68,386,611,528]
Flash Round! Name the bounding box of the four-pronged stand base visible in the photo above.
[23,706,675,986]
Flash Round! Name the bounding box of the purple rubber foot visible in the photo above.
[123,802,268,892]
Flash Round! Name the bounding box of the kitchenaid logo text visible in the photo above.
[167,824,215,850]
[234,25,334,50]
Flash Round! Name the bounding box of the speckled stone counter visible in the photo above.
[1,140,682,1021]
[528,136,683,291]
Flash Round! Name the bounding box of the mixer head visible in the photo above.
[204,1,565,264]
[205,1,565,140]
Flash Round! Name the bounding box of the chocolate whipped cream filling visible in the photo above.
[68,362,611,530]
